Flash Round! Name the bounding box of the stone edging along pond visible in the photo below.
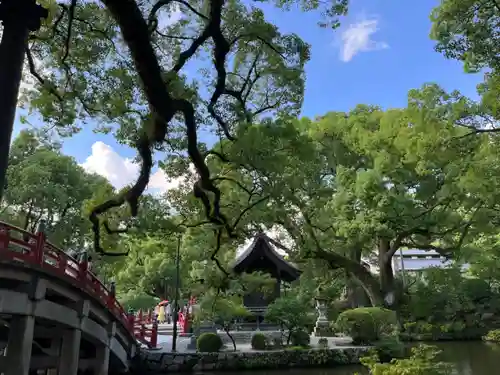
[132,347,370,373]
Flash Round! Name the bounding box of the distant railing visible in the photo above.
[0,221,158,348]
[142,308,189,335]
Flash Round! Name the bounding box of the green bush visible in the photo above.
[251,332,268,350]
[318,337,329,348]
[399,320,484,341]
[196,332,223,352]
[291,329,310,346]
[265,296,315,344]
[399,267,500,325]
[360,344,453,375]
[374,336,405,363]
[336,307,397,345]
[483,329,500,343]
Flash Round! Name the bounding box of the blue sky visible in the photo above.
[12,0,484,191]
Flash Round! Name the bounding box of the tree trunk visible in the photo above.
[346,276,370,308]
[23,201,33,230]
[345,248,370,308]
[286,329,293,345]
[378,238,397,308]
[224,326,237,351]
[315,248,384,306]
[350,272,384,306]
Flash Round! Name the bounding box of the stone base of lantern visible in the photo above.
[313,319,331,337]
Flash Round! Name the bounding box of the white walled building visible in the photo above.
[363,248,470,276]
[392,248,469,274]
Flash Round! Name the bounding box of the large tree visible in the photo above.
[168,90,500,307]
[19,0,349,260]
[431,0,500,73]
[2,130,114,250]
[430,0,500,135]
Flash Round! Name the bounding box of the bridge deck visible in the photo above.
[0,220,157,374]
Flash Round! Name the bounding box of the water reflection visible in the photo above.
[202,341,500,375]
[435,341,500,375]
[201,367,367,375]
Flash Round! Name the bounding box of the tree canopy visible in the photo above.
[18,0,350,258]
[6,0,500,312]
[1,129,114,251]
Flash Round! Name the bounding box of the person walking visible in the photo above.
[166,303,172,324]
[158,304,165,324]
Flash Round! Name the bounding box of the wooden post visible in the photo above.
[150,317,158,348]
[107,280,116,312]
[78,251,89,288]
[0,223,9,250]
[127,313,135,332]
[172,236,181,351]
[34,219,47,265]
[0,0,48,203]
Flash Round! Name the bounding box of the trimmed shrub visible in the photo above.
[251,332,268,350]
[291,329,311,347]
[335,307,397,345]
[197,332,223,352]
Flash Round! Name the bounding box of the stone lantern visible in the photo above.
[314,287,330,337]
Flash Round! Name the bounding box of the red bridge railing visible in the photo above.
[0,221,158,348]
[131,310,158,348]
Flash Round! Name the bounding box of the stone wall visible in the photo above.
[219,330,284,345]
[132,347,370,374]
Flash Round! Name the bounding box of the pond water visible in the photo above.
[202,341,500,375]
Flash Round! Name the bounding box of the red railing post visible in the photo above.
[107,280,116,308]
[34,232,44,265]
[78,252,89,291]
[59,255,68,280]
[183,311,189,334]
[0,224,9,250]
[150,318,158,348]
[34,220,47,265]
[127,313,135,332]
[178,312,183,334]
[138,309,145,339]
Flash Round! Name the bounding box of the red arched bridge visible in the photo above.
[0,221,159,375]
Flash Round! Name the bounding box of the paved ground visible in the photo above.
[156,335,193,352]
[152,332,358,353]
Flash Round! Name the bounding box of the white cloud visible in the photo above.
[81,141,186,193]
[339,17,389,62]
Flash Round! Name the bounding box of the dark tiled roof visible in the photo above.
[232,233,301,281]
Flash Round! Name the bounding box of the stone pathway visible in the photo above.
[151,332,358,353]
[156,335,193,353]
